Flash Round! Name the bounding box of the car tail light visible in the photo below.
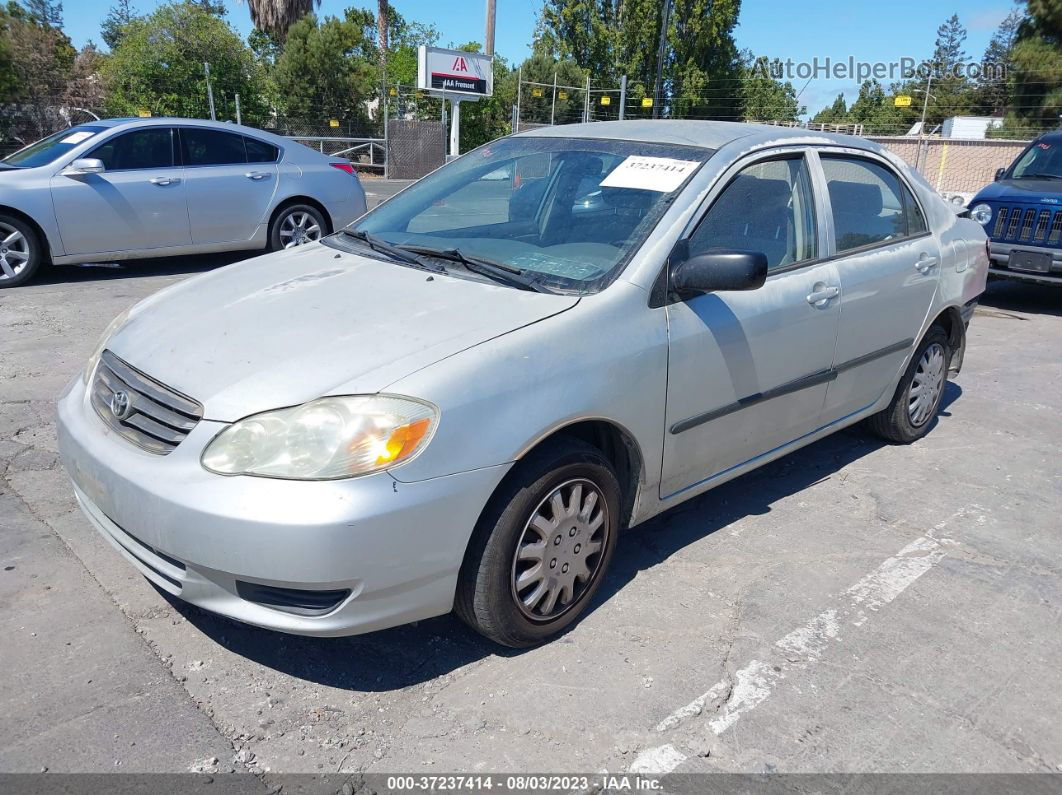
[330,162,355,176]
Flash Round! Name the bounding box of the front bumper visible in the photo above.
[56,375,509,637]
[988,241,1062,285]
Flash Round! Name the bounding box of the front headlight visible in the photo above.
[971,203,993,226]
[83,307,133,383]
[201,395,439,480]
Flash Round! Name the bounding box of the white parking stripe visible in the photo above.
[635,507,974,774]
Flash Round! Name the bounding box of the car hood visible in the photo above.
[973,179,1062,205]
[106,243,579,421]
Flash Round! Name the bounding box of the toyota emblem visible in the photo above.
[110,390,133,420]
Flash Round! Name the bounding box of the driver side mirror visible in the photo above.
[669,242,768,298]
[994,167,1006,181]
[66,158,105,175]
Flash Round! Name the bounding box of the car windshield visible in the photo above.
[1,125,107,168]
[338,136,713,293]
[1007,138,1062,180]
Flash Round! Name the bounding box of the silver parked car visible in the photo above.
[57,121,988,647]
[0,118,366,288]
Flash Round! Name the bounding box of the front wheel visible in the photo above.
[0,214,43,288]
[269,204,327,251]
[866,325,951,444]
[455,438,621,647]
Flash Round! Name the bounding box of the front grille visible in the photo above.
[91,350,203,455]
[989,204,1062,247]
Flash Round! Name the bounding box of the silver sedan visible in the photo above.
[57,121,988,647]
[0,117,366,287]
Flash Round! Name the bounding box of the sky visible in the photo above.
[63,0,1016,117]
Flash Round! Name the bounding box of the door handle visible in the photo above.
[915,255,939,274]
[806,284,840,306]
[149,176,180,186]
[245,171,269,180]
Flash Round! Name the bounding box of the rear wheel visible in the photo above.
[866,325,951,444]
[0,214,42,289]
[455,438,620,647]
[269,204,327,251]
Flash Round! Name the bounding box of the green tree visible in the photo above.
[928,14,974,122]
[846,79,906,134]
[738,55,802,122]
[0,1,75,139]
[272,9,376,122]
[100,0,138,50]
[540,0,742,119]
[102,1,266,122]
[811,93,848,125]
[976,9,1024,115]
[384,8,439,86]
[516,47,585,125]
[245,0,317,40]
[21,0,61,26]
[1006,0,1062,133]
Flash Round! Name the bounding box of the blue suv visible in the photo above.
[969,131,1062,285]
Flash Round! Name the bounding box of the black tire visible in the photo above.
[0,214,43,289]
[455,437,621,648]
[866,325,951,444]
[268,203,328,251]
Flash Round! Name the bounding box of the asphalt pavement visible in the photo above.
[1,187,1061,780]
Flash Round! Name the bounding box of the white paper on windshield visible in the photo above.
[599,155,700,192]
[60,131,95,145]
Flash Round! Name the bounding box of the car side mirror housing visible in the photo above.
[994,167,1006,181]
[67,158,105,175]
[669,242,769,298]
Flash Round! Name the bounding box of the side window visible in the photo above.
[181,128,248,166]
[244,136,279,163]
[821,157,911,252]
[89,128,173,171]
[901,184,927,235]
[688,156,817,271]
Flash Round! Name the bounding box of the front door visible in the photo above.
[49,127,190,256]
[179,127,279,245]
[661,152,841,500]
[815,154,942,423]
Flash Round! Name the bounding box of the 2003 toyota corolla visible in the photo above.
[58,121,989,647]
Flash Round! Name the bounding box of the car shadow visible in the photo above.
[35,252,254,286]
[980,279,1062,317]
[166,383,962,691]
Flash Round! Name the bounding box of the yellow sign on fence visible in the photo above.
[600,96,611,106]
[894,95,913,107]
[531,87,543,98]
[641,97,653,108]
[558,90,568,100]
[389,87,397,96]
[137,109,151,117]
[329,119,340,128]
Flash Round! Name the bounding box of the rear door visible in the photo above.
[179,127,279,244]
[660,150,841,499]
[49,126,190,256]
[815,153,942,424]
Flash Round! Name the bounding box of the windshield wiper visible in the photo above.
[338,230,444,271]
[399,246,553,293]
[1022,172,1062,180]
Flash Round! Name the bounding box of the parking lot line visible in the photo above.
[631,506,978,774]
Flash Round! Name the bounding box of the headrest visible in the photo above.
[828,180,883,216]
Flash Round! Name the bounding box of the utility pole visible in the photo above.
[651,0,672,120]
[484,0,496,57]
[550,71,558,126]
[203,62,216,121]
[917,73,933,173]
[618,75,627,120]
[234,93,241,125]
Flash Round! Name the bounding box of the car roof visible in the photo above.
[513,119,884,153]
[78,117,289,145]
